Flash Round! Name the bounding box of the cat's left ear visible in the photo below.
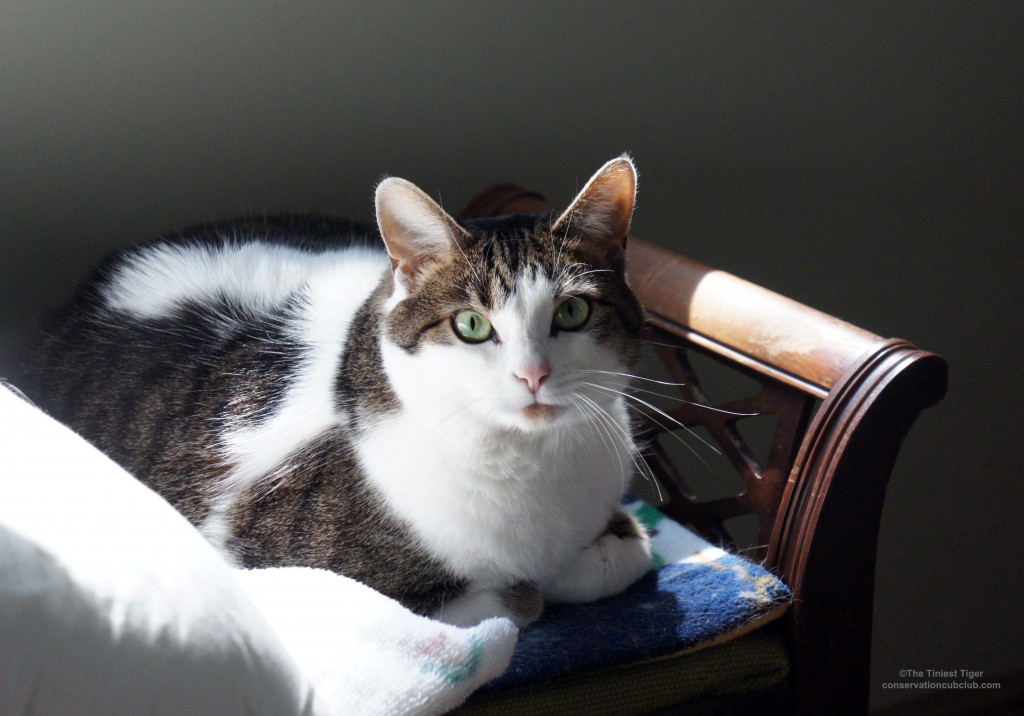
[552,155,637,265]
[375,178,473,288]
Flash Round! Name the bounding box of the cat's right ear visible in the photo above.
[375,178,471,289]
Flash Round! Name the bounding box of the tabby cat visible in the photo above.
[26,157,652,627]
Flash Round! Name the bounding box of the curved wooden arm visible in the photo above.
[626,240,882,399]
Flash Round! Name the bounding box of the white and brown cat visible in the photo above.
[27,157,652,627]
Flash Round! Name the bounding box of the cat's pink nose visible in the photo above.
[514,362,550,395]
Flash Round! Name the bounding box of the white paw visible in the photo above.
[543,516,652,604]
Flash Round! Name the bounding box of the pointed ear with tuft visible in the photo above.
[552,156,637,265]
[375,177,473,288]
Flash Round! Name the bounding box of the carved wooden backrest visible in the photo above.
[461,184,948,715]
[631,331,814,553]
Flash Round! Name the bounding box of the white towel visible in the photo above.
[238,568,516,716]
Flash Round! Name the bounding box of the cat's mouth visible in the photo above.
[521,403,563,422]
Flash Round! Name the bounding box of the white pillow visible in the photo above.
[0,385,317,716]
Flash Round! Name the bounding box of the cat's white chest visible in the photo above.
[356,411,630,585]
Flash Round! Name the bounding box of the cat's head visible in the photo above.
[375,157,644,434]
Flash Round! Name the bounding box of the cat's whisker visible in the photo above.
[569,374,679,403]
[550,220,568,277]
[580,381,722,458]
[558,208,574,256]
[578,389,716,476]
[555,262,607,290]
[577,369,688,388]
[618,399,716,474]
[619,383,759,418]
[568,268,613,279]
[436,399,478,427]
[436,193,484,291]
[576,392,662,501]
[639,337,690,350]
[585,401,630,501]
[571,396,626,493]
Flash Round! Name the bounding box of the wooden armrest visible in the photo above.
[626,240,880,399]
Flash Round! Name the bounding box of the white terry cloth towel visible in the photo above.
[0,384,517,716]
[238,567,517,716]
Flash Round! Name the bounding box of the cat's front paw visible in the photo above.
[543,511,652,604]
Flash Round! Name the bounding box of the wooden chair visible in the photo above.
[459,185,949,715]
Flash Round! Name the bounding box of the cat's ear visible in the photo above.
[375,178,472,288]
[552,155,637,265]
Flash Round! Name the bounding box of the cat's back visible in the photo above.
[73,214,385,320]
[26,214,389,491]
[35,213,384,336]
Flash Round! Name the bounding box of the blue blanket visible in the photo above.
[480,498,791,692]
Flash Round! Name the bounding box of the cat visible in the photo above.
[25,156,653,628]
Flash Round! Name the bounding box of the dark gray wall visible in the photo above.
[2,2,1020,708]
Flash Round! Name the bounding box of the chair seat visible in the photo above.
[454,499,792,714]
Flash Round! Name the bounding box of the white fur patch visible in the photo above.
[357,406,629,586]
[366,271,643,609]
[104,240,369,319]
[489,273,555,379]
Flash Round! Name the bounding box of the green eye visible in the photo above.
[452,310,493,343]
[553,296,591,331]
